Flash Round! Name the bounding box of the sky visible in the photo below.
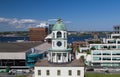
[0,0,120,31]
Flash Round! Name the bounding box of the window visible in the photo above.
[112,57,120,60]
[52,53,55,56]
[93,52,101,55]
[46,70,50,75]
[102,52,111,55]
[63,53,66,57]
[112,52,120,55]
[57,31,62,38]
[77,70,80,76]
[103,46,107,49]
[102,57,111,60]
[93,57,101,61]
[38,70,41,75]
[57,70,61,76]
[68,70,72,76]
[57,53,61,60]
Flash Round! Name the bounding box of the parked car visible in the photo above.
[86,68,94,71]
[105,70,109,73]
[8,69,16,75]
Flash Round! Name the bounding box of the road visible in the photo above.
[0,73,14,77]
[86,70,120,74]
[0,73,33,77]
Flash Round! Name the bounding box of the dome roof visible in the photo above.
[52,19,66,31]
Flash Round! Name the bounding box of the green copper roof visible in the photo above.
[52,19,66,31]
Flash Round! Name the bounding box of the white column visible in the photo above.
[56,53,58,63]
[62,31,63,38]
[55,53,57,62]
[55,32,57,38]
[47,53,49,60]
[51,52,52,62]
[67,53,68,62]
[69,54,71,61]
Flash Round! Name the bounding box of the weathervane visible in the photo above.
[57,18,62,23]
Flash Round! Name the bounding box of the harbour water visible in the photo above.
[0,35,106,43]
[0,36,29,43]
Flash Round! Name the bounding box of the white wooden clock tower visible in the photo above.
[48,19,72,63]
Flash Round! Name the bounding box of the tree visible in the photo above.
[76,46,80,53]
[86,50,91,54]
[80,56,84,62]
[80,56,86,66]
[90,46,96,50]
[5,66,10,73]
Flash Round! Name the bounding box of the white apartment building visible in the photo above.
[90,33,120,67]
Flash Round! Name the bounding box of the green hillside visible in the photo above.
[85,73,120,77]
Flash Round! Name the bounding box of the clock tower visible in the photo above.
[48,19,72,63]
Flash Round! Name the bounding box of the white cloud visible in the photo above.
[0,17,40,29]
[19,19,36,24]
[9,18,19,25]
[36,22,48,27]
[0,17,72,31]
[0,17,11,23]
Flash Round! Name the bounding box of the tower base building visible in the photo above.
[35,60,84,77]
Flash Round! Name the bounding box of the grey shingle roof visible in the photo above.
[0,42,42,52]
[35,59,84,67]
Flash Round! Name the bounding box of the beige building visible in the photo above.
[0,42,41,66]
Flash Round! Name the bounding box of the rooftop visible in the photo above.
[52,19,66,31]
[0,42,42,52]
[35,59,84,67]
[35,42,51,51]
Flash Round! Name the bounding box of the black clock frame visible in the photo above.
[57,41,62,47]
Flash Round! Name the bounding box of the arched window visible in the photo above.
[57,31,62,38]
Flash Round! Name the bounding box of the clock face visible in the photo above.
[57,41,62,47]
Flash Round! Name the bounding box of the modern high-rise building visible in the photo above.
[48,24,54,34]
[113,25,120,34]
[29,27,48,42]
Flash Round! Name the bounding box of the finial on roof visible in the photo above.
[57,19,62,23]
